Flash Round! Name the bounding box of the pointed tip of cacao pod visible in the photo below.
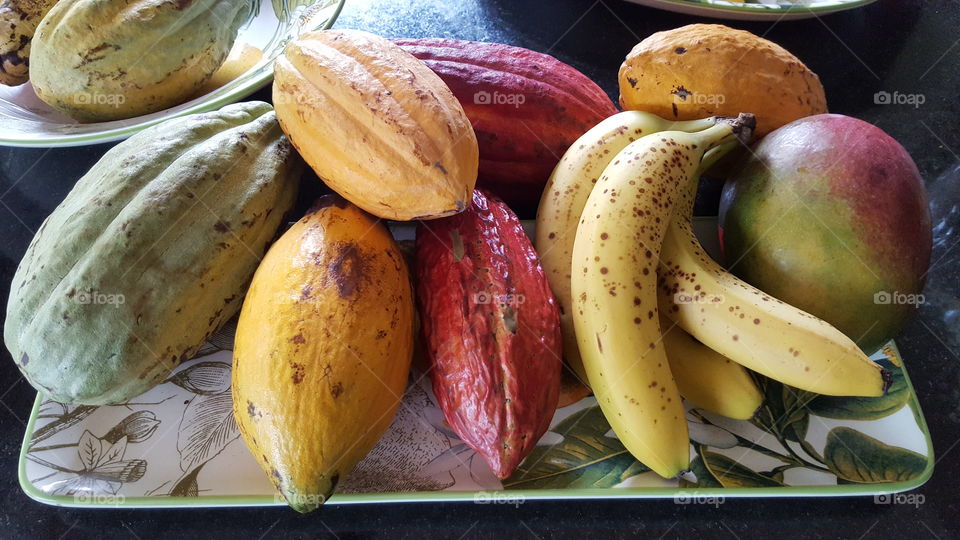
[280,473,338,513]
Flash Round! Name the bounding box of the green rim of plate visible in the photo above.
[17,340,934,508]
[643,0,877,16]
[0,0,345,149]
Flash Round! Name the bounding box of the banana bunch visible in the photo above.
[535,111,890,478]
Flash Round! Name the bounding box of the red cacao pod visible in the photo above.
[415,189,562,478]
[396,38,618,213]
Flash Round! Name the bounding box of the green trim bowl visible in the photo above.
[0,0,344,148]
[18,220,933,508]
[623,0,878,21]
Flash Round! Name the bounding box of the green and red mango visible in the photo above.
[719,114,931,354]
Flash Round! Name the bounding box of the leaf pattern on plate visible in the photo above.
[170,464,205,497]
[822,427,927,483]
[503,405,651,490]
[103,411,161,443]
[808,360,909,421]
[20,333,932,504]
[699,448,783,488]
[177,390,239,473]
[167,360,232,395]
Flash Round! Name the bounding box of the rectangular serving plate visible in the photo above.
[18,219,934,507]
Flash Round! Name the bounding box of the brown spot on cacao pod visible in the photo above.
[328,243,368,298]
[330,381,343,398]
[299,285,314,301]
[291,362,305,384]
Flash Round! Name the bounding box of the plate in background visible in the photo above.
[0,0,344,148]
[623,0,878,21]
[18,220,933,508]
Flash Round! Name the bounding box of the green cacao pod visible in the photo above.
[30,0,252,121]
[4,101,301,405]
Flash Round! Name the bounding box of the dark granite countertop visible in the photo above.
[1,0,958,537]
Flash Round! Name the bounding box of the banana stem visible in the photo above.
[665,117,720,133]
[700,141,738,174]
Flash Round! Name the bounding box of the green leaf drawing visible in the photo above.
[751,376,812,443]
[822,427,927,483]
[808,360,909,421]
[503,405,650,489]
[683,454,722,488]
[700,449,783,488]
[779,385,815,442]
[789,410,809,444]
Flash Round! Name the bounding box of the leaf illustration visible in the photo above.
[78,430,108,470]
[167,361,232,395]
[780,385,815,442]
[751,375,813,443]
[686,455,722,488]
[177,391,240,472]
[195,318,237,357]
[503,405,650,489]
[85,459,147,483]
[104,411,160,443]
[821,427,927,483]
[30,405,97,446]
[808,360,909,421]
[99,436,128,467]
[170,464,205,497]
[688,417,738,448]
[700,450,783,488]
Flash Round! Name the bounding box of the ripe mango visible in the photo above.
[719,114,931,354]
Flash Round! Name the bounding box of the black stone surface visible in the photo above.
[1,0,959,537]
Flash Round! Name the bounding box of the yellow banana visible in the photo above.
[657,156,889,397]
[571,119,750,478]
[656,141,763,421]
[661,318,762,420]
[536,111,720,383]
